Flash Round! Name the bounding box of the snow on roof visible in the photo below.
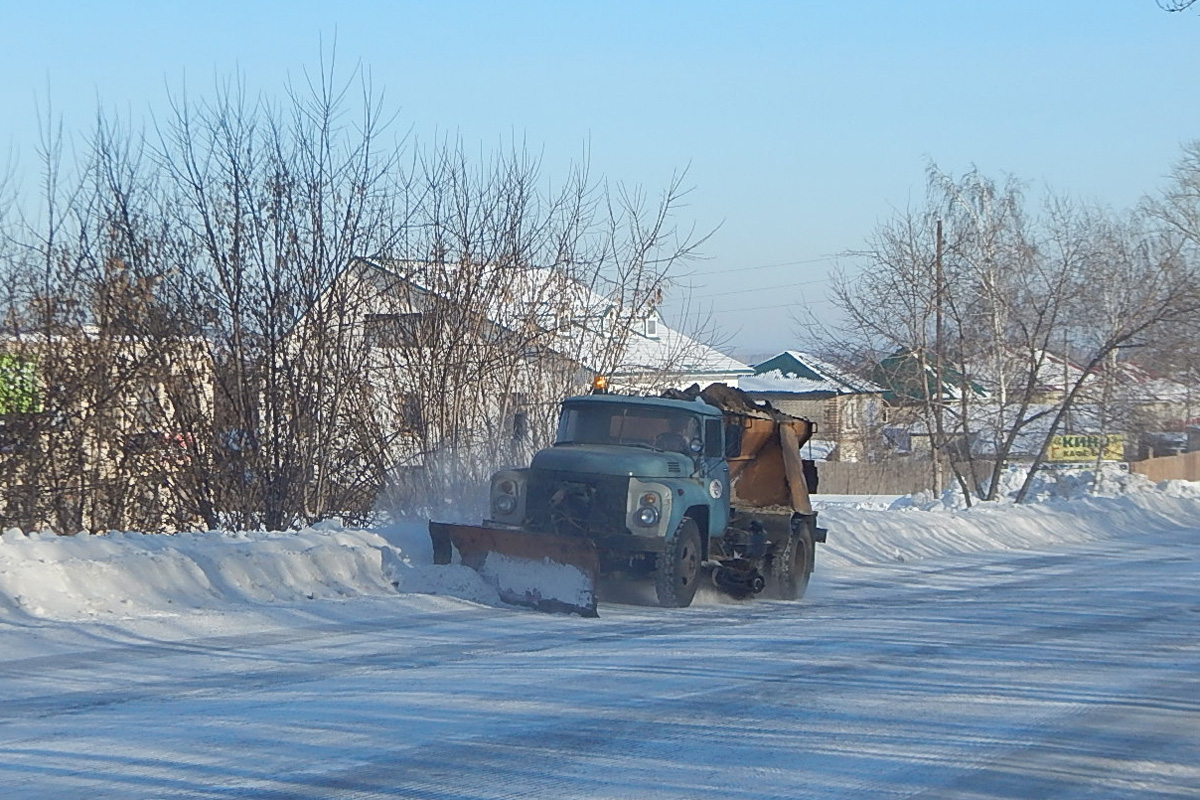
[615,321,751,378]
[744,351,882,395]
[360,258,606,329]
[961,348,1200,404]
[873,349,989,401]
[357,258,749,381]
[739,369,837,394]
[967,348,1090,396]
[1104,361,1199,404]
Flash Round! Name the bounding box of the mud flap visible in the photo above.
[429,522,600,617]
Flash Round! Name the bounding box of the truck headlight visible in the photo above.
[634,505,660,526]
[627,482,668,533]
[633,492,661,527]
[492,477,520,517]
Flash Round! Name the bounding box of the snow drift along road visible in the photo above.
[2,468,1199,622]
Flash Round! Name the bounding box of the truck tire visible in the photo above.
[656,517,702,608]
[769,522,814,601]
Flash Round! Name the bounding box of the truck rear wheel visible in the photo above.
[656,517,702,608]
[769,523,814,601]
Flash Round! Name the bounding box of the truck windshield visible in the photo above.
[557,404,702,455]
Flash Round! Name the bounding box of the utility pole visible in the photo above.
[933,219,946,495]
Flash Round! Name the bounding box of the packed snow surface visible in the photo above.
[2,465,1199,798]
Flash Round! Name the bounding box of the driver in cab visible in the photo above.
[655,416,699,455]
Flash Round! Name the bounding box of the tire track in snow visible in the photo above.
[3,527,1199,798]
[173,535,1200,798]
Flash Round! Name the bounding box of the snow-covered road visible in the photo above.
[3,492,1200,798]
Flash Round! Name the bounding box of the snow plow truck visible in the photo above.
[429,381,826,617]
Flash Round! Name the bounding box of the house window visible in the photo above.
[512,411,529,443]
[134,382,162,428]
[395,394,424,432]
[365,313,422,348]
[533,302,562,332]
[643,315,659,338]
[507,393,530,442]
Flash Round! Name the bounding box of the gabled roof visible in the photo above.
[740,351,882,396]
[1100,360,1198,404]
[968,347,1090,397]
[965,346,1200,404]
[352,258,749,384]
[355,258,606,332]
[870,349,989,403]
[615,315,751,381]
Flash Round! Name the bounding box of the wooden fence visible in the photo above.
[814,461,930,496]
[1129,451,1200,483]
[814,453,1200,497]
[813,459,993,496]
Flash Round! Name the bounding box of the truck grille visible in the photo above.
[526,471,630,537]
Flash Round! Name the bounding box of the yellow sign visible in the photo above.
[1048,434,1124,462]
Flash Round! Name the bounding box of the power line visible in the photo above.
[684,275,832,301]
[717,298,837,314]
[680,254,842,278]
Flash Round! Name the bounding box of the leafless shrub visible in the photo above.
[1,59,706,531]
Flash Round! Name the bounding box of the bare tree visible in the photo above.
[1015,212,1199,501]
[1,60,708,532]
[827,166,987,499]
[827,163,1199,505]
[353,142,707,518]
[148,60,406,530]
[0,99,205,532]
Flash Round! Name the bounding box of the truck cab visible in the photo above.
[488,393,730,552]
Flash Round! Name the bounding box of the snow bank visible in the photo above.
[890,463,1200,511]
[818,490,1200,571]
[819,466,1200,570]
[0,521,498,622]
[2,469,1199,621]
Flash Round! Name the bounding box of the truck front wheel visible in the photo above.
[769,523,814,601]
[655,517,702,608]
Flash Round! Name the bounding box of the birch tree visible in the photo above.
[1015,212,1198,501]
[829,164,1198,504]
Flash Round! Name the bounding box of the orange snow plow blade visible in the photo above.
[429,522,600,617]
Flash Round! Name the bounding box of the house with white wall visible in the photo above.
[312,258,750,502]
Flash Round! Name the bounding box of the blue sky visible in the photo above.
[2,1,1197,358]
